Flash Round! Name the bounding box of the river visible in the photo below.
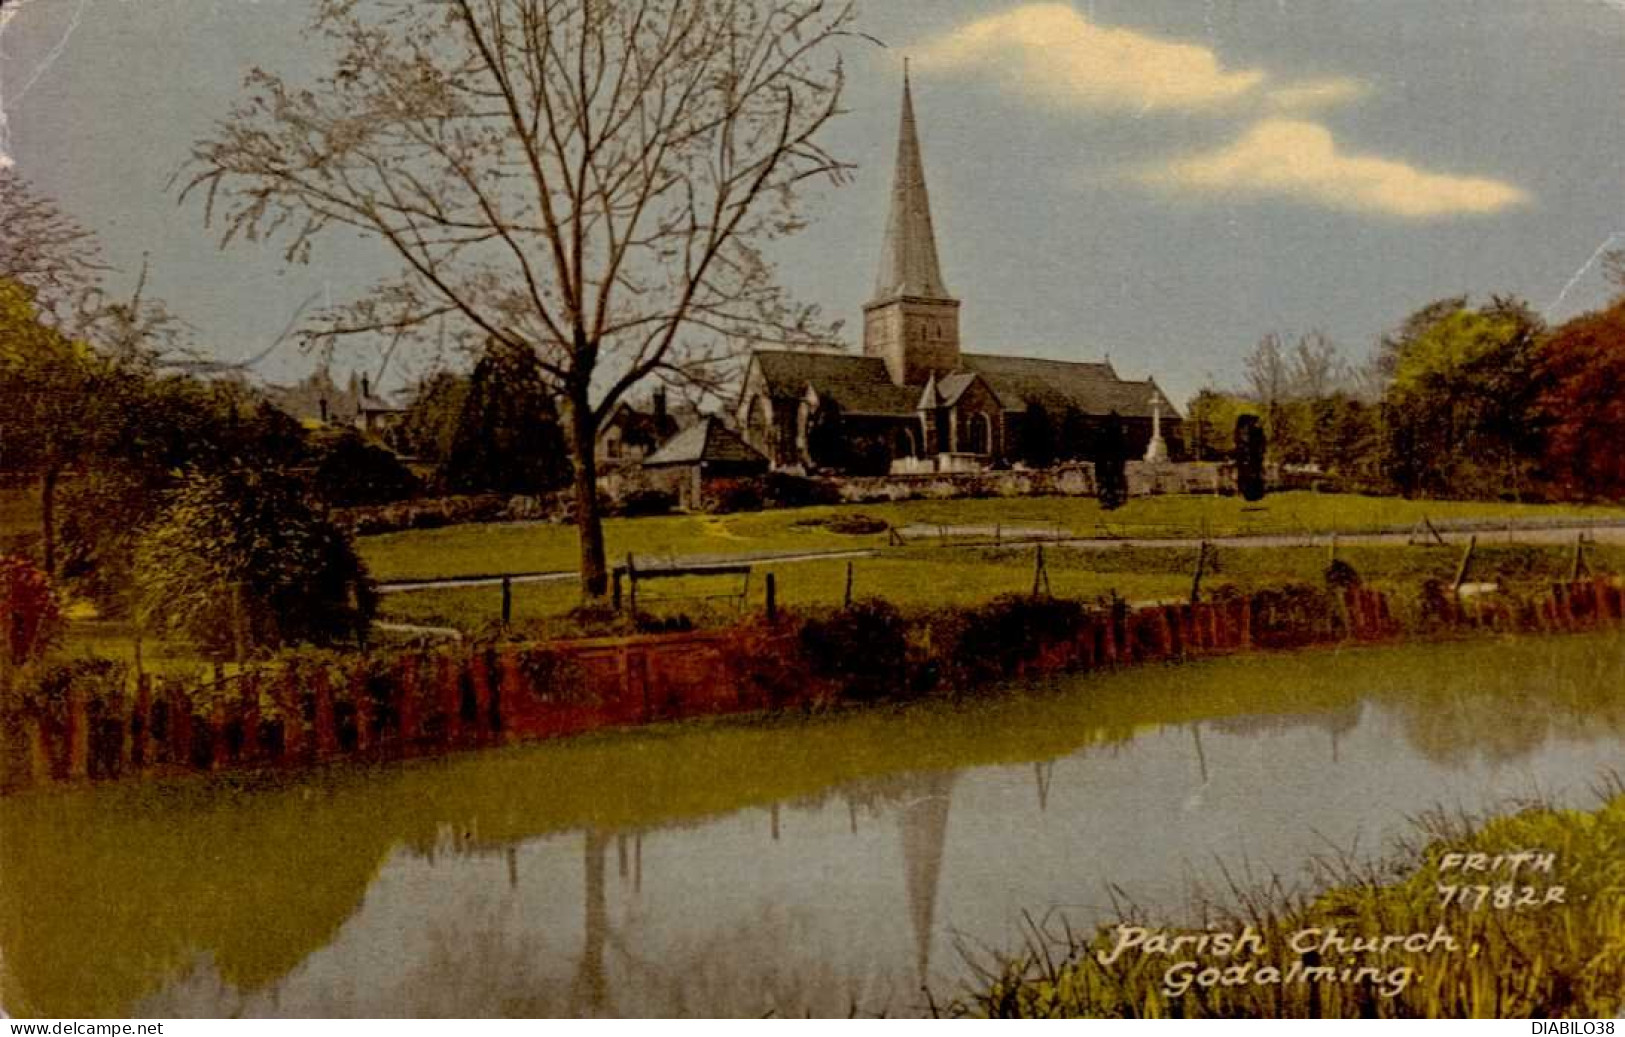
[2,633,1621,1018]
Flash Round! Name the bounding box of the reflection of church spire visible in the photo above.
[571,830,612,1016]
[899,772,955,984]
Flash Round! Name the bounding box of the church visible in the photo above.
[736,73,1182,475]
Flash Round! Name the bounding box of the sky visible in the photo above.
[4,0,1624,407]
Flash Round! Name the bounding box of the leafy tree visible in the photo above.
[444,339,571,496]
[184,0,854,598]
[1535,297,1625,500]
[1235,414,1267,501]
[0,280,125,576]
[1095,412,1129,510]
[806,401,847,471]
[395,370,469,467]
[134,466,376,658]
[1381,298,1544,498]
[1185,389,1258,461]
[1059,406,1091,462]
[309,428,420,508]
[1020,401,1055,468]
[58,379,313,615]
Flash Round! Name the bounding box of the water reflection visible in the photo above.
[3,634,1621,1017]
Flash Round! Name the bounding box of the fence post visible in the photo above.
[844,561,854,607]
[439,652,463,743]
[210,695,230,771]
[470,650,493,738]
[501,576,513,627]
[349,663,371,753]
[240,671,262,762]
[132,673,152,768]
[313,666,339,758]
[1452,535,1478,596]
[765,572,777,623]
[279,667,305,761]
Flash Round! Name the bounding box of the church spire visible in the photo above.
[872,65,951,303]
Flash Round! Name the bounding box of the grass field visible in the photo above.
[356,491,1625,583]
[376,537,1625,635]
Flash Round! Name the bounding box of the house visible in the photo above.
[265,366,403,438]
[737,72,1181,474]
[640,416,769,510]
[596,389,700,466]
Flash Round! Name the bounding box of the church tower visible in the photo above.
[864,68,961,387]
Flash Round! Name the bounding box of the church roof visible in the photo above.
[752,349,919,416]
[871,70,952,305]
[750,348,1180,421]
[643,416,767,468]
[961,354,1181,420]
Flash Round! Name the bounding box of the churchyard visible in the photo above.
[359,491,1625,634]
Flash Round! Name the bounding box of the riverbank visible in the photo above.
[5,571,1622,792]
[956,792,1625,1019]
[3,633,1620,1018]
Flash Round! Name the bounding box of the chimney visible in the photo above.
[653,388,668,423]
[361,374,371,399]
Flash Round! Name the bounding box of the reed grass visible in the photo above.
[956,783,1625,1019]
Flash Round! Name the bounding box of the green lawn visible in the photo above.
[377,538,1625,635]
[357,490,1625,582]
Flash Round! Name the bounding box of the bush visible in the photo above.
[309,429,420,508]
[0,553,63,669]
[1325,558,1362,589]
[798,598,908,702]
[135,466,377,657]
[945,594,1089,683]
[763,472,841,508]
[14,657,127,719]
[824,513,889,536]
[709,479,764,514]
[618,488,678,518]
[1247,582,1335,648]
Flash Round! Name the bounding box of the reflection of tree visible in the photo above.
[569,830,612,1016]
[1383,639,1625,769]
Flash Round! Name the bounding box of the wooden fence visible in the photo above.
[4,576,1620,791]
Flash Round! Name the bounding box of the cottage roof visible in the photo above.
[643,417,767,468]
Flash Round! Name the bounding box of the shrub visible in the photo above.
[0,553,63,669]
[763,471,841,508]
[134,466,377,657]
[798,598,908,701]
[1325,558,1362,589]
[824,513,889,536]
[709,479,764,514]
[946,594,1089,683]
[309,429,420,507]
[618,488,678,518]
[15,657,127,718]
[1247,582,1335,648]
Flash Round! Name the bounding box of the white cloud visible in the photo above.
[912,3,1268,112]
[1267,77,1371,112]
[1139,119,1529,219]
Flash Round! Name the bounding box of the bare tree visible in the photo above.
[1288,330,1345,400]
[1243,332,1290,436]
[0,169,105,325]
[183,0,856,597]
[1605,248,1625,290]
